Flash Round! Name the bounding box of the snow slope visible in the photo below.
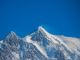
[0,26,80,60]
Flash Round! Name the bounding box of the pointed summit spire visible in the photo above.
[10,31,16,35]
[6,31,17,39]
[38,26,45,31]
[9,31,16,36]
[38,26,46,32]
[38,26,49,35]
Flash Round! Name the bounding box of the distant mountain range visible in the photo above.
[0,26,80,60]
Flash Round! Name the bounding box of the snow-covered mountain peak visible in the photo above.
[7,31,16,36]
[38,26,49,35]
[38,26,45,31]
[10,31,16,35]
[0,26,80,60]
[5,31,18,40]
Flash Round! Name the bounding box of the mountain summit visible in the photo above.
[0,26,80,60]
[38,26,48,34]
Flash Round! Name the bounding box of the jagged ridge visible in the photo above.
[0,26,80,60]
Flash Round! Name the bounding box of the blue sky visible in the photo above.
[0,0,80,39]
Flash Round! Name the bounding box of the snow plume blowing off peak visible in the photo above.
[0,26,80,60]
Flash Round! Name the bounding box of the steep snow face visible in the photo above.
[0,26,80,60]
[30,26,80,60]
[38,27,72,52]
[0,30,47,60]
[24,36,48,58]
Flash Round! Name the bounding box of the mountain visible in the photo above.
[0,26,80,60]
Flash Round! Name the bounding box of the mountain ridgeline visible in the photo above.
[0,26,80,60]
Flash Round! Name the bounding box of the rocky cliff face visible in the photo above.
[0,26,80,60]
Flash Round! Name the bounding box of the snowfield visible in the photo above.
[0,26,80,60]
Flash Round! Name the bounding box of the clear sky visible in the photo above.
[0,0,80,39]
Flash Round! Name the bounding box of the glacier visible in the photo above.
[0,26,80,60]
